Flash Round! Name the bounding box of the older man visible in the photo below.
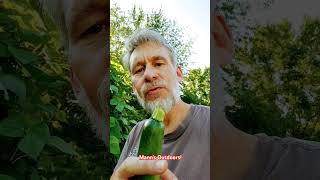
[38,0,109,145]
[111,29,210,179]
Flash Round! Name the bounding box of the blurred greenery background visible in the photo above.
[216,0,320,141]
[0,0,109,179]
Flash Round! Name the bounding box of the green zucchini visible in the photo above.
[131,107,165,180]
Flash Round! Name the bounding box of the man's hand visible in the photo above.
[111,157,178,180]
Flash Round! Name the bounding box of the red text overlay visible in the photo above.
[139,155,182,160]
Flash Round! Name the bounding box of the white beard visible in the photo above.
[74,78,107,145]
[133,79,181,113]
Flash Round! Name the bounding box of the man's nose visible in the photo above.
[143,65,158,82]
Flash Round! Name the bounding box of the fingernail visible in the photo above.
[154,161,165,172]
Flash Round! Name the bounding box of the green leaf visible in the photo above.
[125,104,134,111]
[20,30,47,45]
[18,123,50,159]
[110,136,120,155]
[0,174,16,180]
[110,125,122,140]
[0,74,26,101]
[129,120,138,125]
[0,82,9,100]
[38,104,56,113]
[110,116,116,128]
[110,85,119,93]
[0,43,9,57]
[121,118,129,126]
[116,103,125,112]
[8,46,38,64]
[30,168,41,180]
[48,136,78,156]
[55,110,67,123]
[0,116,24,137]
[110,98,119,105]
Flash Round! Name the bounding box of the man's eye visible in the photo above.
[81,23,105,37]
[155,63,163,67]
[134,67,144,74]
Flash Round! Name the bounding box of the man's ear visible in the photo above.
[176,66,183,82]
[212,14,234,66]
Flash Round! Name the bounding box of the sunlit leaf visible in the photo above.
[110,136,120,155]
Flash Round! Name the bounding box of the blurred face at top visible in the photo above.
[124,30,183,113]
[66,0,108,113]
[40,0,108,141]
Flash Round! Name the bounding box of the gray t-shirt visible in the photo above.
[245,134,320,180]
[114,104,210,180]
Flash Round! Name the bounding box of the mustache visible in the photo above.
[141,80,166,95]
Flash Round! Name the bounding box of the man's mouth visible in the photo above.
[145,86,164,97]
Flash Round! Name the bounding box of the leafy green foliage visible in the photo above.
[0,174,16,180]
[17,123,50,160]
[0,0,109,179]
[0,116,24,137]
[181,68,210,106]
[224,17,320,140]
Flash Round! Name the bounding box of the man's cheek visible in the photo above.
[69,45,105,108]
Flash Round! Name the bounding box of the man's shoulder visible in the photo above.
[192,104,210,112]
[256,133,320,151]
[249,134,320,179]
[191,104,210,118]
[193,104,210,109]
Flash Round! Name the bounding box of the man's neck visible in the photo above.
[213,113,258,180]
[163,100,191,135]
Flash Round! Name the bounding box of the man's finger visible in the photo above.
[161,169,178,180]
[115,157,168,178]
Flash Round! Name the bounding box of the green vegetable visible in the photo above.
[132,107,165,180]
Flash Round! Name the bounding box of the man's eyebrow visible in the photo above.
[151,56,167,61]
[131,55,168,71]
[131,58,144,72]
[68,0,107,35]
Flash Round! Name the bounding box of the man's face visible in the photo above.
[129,41,182,112]
[61,0,108,140]
[64,0,108,115]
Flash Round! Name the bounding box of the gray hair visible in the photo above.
[36,0,69,51]
[122,29,177,71]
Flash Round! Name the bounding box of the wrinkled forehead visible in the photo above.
[63,0,107,17]
[129,42,171,70]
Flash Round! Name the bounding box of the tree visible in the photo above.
[224,17,320,141]
[181,67,210,106]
